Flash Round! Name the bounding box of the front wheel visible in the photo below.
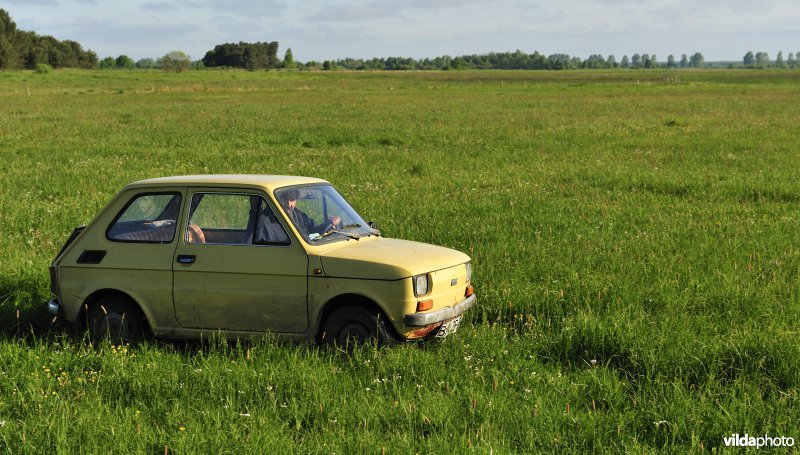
[320,306,395,348]
[87,297,146,345]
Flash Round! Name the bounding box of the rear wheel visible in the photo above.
[87,296,146,345]
[320,305,395,348]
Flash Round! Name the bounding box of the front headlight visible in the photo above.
[465,262,472,282]
[413,274,429,296]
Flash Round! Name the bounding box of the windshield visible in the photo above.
[274,184,376,244]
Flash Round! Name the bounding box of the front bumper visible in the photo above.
[47,298,60,316]
[404,293,476,327]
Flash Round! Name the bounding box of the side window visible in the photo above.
[107,193,181,243]
[187,193,289,246]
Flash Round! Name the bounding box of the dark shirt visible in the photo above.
[287,208,330,237]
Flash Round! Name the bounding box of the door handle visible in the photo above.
[177,255,196,264]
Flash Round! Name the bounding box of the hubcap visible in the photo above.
[338,322,371,344]
[98,312,130,342]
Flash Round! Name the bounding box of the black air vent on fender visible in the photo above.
[77,250,106,264]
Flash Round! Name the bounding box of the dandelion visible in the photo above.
[179,426,186,432]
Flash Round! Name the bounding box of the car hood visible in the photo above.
[318,237,470,280]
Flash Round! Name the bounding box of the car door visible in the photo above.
[172,189,309,333]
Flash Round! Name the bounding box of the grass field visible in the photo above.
[1,68,799,453]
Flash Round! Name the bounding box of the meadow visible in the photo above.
[0,68,799,453]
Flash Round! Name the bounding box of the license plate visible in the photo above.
[435,315,462,339]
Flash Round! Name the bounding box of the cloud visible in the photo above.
[306,3,397,22]
[204,0,287,18]
[4,0,58,5]
[304,0,491,23]
[140,2,185,12]
[52,16,203,57]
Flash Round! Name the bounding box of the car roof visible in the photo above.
[127,174,329,192]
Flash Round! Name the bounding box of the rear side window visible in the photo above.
[107,193,181,243]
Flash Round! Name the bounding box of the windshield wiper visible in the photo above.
[316,227,361,241]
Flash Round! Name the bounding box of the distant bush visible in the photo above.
[34,63,52,74]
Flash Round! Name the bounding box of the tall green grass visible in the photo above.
[1,68,799,452]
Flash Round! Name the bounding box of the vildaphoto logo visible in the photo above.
[723,433,795,449]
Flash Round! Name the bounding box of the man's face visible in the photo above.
[285,198,297,211]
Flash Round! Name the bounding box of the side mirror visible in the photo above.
[368,221,381,236]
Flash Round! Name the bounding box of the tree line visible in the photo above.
[742,51,799,68]
[3,9,799,73]
[310,51,709,71]
[0,9,96,70]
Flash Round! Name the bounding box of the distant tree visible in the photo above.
[667,54,676,68]
[743,51,755,66]
[546,53,572,70]
[192,59,205,70]
[631,53,641,68]
[776,51,784,68]
[1,9,95,69]
[689,52,704,68]
[755,51,769,67]
[267,41,279,67]
[679,54,688,68]
[0,9,19,69]
[452,56,470,69]
[788,52,796,68]
[203,41,279,69]
[322,60,335,70]
[607,54,617,67]
[620,55,630,68]
[242,46,267,70]
[283,48,295,68]
[135,58,157,69]
[161,50,191,72]
[115,55,134,69]
[99,56,115,69]
[582,54,605,69]
[0,34,15,69]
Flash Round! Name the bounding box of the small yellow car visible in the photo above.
[47,175,475,345]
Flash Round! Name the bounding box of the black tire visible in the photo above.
[320,305,395,348]
[87,296,146,345]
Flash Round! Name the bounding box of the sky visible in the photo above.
[3,0,799,63]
